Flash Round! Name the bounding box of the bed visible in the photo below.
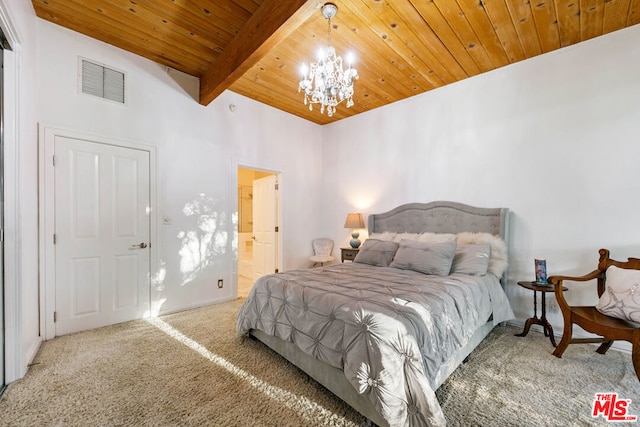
[237,201,514,426]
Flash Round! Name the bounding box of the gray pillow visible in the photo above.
[389,239,457,276]
[451,243,491,275]
[353,239,399,267]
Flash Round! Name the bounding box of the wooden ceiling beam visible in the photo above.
[199,0,321,106]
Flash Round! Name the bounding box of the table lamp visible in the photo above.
[344,213,365,249]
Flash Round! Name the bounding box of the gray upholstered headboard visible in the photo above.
[368,201,509,243]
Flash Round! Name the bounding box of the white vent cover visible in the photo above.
[80,58,125,103]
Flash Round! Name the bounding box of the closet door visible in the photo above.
[54,137,151,336]
[0,33,7,392]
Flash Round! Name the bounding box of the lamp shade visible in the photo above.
[344,213,365,229]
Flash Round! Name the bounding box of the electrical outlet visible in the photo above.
[217,279,223,288]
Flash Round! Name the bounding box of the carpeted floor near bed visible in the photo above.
[1,298,639,427]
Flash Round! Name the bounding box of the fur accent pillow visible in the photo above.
[393,233,421,242]
[368,232,397,242]
[390,232,456,244]
[417,232,457,243]
[456,232,508,277]
[596,266,640,323]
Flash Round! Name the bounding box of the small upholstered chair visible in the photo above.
[548,248,640,380]
[309,238,335,267]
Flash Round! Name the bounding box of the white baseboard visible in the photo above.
[26,337,43,364]
[15,337,44,384]
[157,296,237,318]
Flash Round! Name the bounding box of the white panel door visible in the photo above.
[55,137,150,336]
[252,175,277,282]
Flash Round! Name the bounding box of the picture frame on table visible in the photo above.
[535,259,547,284]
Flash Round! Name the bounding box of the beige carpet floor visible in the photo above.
[1,298,639,426]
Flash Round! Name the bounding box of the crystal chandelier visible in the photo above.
[298,3,358,117]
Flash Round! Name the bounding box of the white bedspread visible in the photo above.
[237,263,514,426]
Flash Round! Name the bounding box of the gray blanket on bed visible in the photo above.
[237,263,514,426]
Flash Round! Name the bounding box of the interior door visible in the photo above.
[54,137,150,336]
[252,175,277,282]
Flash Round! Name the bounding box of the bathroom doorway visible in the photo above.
[237,167,278,298]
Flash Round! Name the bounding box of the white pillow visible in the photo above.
[417,232,457,243]
[368,232,397,242]
[596,266,640,323]
[376,232,455,244]
[393,233,421,243]
[456,232,508,277]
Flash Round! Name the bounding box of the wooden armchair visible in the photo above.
[548,248,640,380]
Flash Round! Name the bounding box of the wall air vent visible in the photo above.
[80,58,125,104]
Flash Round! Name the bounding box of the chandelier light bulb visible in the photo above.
[346,51,354,67]
[297,3,358,117]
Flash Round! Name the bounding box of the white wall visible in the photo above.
[322,24,640,336]
[35,19,325,315]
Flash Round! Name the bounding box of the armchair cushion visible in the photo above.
[596,266,640,323]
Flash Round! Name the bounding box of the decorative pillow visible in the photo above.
[353,239,399,267]
[451,243,491,275]
[417,232,457,244]
[596,266,640,323]
[389,240,457,276]
[393,233,421,243]
[456,232,508,277]
[368,232,397,242]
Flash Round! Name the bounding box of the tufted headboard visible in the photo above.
[368,201,509,242]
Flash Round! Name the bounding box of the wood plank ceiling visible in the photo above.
[32,0,640,125]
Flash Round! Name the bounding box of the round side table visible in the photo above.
[515,281,568,347]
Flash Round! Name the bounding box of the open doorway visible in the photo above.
[237,167,279,298]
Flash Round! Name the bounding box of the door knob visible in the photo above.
[131,242,148,249]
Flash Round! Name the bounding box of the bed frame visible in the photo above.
[250,201,509,426]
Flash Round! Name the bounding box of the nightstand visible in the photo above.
[515,281,568,347]
[341,247,359,263]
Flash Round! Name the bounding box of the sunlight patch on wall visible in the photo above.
[178,193,228,286]
[151,259,167,291]
[145,298,167,318]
